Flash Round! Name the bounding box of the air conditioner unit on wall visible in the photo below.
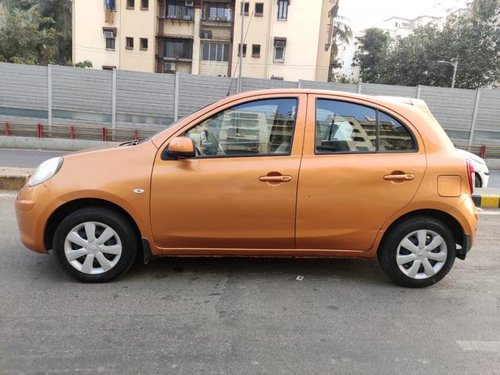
[185,0,194,6]
[165,62,177,72]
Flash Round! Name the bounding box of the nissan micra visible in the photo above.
[16,89,478,287]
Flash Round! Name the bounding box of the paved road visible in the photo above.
[0,148,68,168]
[0,192,499,374]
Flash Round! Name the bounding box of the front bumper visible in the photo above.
[15,184,53,253]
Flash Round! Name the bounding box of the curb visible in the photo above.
[472,194,500,209]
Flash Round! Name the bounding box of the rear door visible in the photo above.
[296,95,427,251]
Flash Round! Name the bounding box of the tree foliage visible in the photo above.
[352,28,391,83]
[353,0,500,88]
[0,9,59,65]
[0,0,71,65]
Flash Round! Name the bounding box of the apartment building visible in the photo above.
[73,0,338,81]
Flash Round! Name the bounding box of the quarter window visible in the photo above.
[184,98,298,157]
[315,99,416,153]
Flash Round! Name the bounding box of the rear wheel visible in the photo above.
[53,207,138,282]
[474,173,482,188]
[378,217,456,288]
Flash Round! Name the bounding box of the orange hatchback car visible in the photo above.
[16,89,478,287]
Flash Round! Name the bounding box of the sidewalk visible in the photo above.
[1,167,498,208]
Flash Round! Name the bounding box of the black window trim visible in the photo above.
[313,98,419,155]
[162,97,300,160]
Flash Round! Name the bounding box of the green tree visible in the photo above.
[328,4,353,81]
[352,28,391,83]
[371,0,500,88]
[0,9,59,65]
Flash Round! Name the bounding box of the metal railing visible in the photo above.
[3,120,500,159]
[3,121,158,142]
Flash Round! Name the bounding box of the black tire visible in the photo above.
[378,217,456,288]
[475,173,482,188]
[53,207,138,282]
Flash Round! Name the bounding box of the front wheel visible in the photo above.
[378,217,456,288]
[53,207,138,282]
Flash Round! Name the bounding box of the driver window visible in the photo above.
[184,98,297,157]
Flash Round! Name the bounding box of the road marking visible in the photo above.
[456,340,500,352]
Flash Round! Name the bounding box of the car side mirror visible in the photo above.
[167,136,196,158]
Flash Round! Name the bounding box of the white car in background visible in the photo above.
[457,149,490,188]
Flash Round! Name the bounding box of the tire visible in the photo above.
[53,207,138,282]
[378,217,456,288]
[475,173,482,188]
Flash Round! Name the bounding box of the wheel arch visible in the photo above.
[44,198,142,253]
[379,209,466,253]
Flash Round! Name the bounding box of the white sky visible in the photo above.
[338,0,470,32]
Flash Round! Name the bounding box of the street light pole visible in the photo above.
[438,59,458,88]
[237,1,245,93]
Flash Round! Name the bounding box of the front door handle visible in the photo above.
[383,173,415,181]
[259,175,292,183]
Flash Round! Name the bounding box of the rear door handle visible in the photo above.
[259,175,292,183]
[383,173,415,181]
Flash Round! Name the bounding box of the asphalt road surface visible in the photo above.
[0,192,499,374]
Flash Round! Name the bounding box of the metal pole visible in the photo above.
[357,79,362,94]
[416,85,422,99]
[451,60,458,89]
[174,72,179,121]
[112,68,116,131]
[468,89,481,147]
[47,64,52,135]
[237,0,245,93]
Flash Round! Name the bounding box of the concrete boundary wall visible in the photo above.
[1,62,499,146]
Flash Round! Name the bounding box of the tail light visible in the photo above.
[467,160,474,194]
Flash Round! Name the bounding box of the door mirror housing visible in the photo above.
[167,136,196,158]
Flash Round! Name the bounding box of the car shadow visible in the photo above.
[124,256,390,286]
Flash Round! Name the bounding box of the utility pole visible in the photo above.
[237,0,245,93]
[438,59,458,88]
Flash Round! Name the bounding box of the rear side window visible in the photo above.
[315,99,416,154]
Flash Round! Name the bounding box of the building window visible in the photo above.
[203,2,232,21]
[106,38,115,50]
[127,0,134,9]
[103,27,116,50]
[277,0,288,20]
[141,0,149,10]
[241,2,249,15]
[140,38,148,50]
[126,37,134,50]
[164,38,193,59]
[166,1,194,20]
[273,38,286,62]
[237,43,247,57]
[252,44,261,58]
[202,42,229,62]
[255,3,264,16]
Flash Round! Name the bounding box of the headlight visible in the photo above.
[28,157,63,187]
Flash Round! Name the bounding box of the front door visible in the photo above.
[296,95,427,251]
[150,95,306,251]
